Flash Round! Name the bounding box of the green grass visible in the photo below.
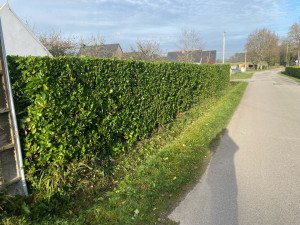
[278,71,300,83]
[1,82,248,225]
[231,72,254,79]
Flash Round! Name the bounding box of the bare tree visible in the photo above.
[79,33,106,57]
[177,28,203,63]
[278,38,293,66]
[39,30,78,57]
[78,33,123,58]
[179,28,203,50]
[245,28,279,69]
[129,40,164,61]
[265,37,280,67]
[87,33,106,47]
[287,22,300,66]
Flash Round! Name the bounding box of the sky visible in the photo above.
[4,0,300,59]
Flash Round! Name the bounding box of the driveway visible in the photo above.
[169,68,300,225]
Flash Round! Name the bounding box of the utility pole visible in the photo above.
[298,50,300,67]
[222,31,225,64]
[245,50,247,72]
[286,44,290,67]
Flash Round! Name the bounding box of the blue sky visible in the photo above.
[4,0,300,59]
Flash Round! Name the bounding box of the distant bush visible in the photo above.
[7,56,229,198]
[285,66,300,78]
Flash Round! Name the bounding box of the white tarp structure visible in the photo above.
[0,3,51,56]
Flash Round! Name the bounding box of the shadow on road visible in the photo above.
[207,129,239,225]
[168,129,240,225]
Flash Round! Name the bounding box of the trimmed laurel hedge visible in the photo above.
[285,66,300,78]
[7,56,229,178]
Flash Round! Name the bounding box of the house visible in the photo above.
[167,50,201,63]
[0,3,51,56]
[167,49,216,64]
[123,51,167,61]
[201,50,217,64]
[78,43,123,58]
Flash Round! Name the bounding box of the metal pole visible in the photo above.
[0,18,28,196]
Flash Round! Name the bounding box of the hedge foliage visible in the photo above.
[7,56,230,181]
[285,66,300,78]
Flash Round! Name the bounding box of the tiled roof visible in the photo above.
[167,49,216,64]
[78,43,122,58]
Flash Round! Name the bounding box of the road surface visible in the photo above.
[169,68,300,225]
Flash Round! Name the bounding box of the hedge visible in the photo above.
[285,66,300,78]
[7,56,230,184]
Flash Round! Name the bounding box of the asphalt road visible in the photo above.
[169,68,300,225]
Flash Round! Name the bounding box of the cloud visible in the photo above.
[9,0,296,58]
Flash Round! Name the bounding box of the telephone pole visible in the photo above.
[286,44,290,66]
[245,50,247,72]
[222,31,225,64]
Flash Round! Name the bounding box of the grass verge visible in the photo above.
[1,82,248,225]
[278,71,300,83]
[231,72,254,80]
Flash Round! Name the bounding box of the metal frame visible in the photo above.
[0,18,28,196]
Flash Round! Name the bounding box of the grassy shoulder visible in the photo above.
[231,72,254,79]
[278,71,300,83]
[2,82,248,225]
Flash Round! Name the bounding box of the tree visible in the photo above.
[245,28,279,69]
[177,28,203,63]
[227,53,245,63]
[39,30,78,57]
[78,33,123,59]
[78,33,107,57]
[278,38,290,66]
[287,22,300,66]
[129,40,164,61]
